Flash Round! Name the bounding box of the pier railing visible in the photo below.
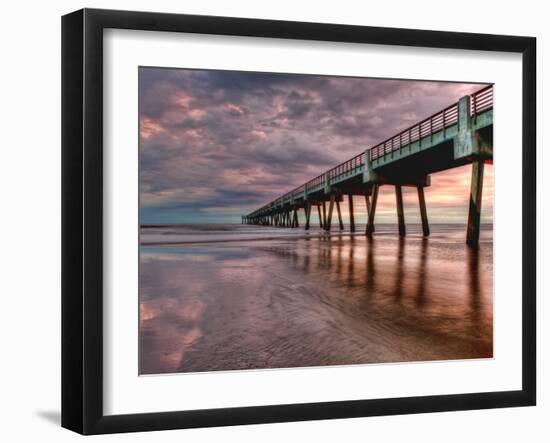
[326,152,365,182]
[368,85,492,161]
[471,85,493,116]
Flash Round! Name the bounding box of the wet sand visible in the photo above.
[139,227,492,374]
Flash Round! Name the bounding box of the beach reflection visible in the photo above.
[139,228,492,374]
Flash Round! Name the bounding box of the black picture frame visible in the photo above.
[62,8,537,435]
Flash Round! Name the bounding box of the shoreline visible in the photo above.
[140,224,493,247]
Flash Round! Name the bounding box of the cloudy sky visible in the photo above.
[139,67,492,225]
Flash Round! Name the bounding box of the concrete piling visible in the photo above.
[466,160,484,247]
[395,185,406,237]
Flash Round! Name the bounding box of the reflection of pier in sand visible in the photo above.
[260,234,490,347]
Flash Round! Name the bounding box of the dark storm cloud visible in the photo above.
[139,67,487,223]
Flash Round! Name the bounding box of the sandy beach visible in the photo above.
[139,224,492,375]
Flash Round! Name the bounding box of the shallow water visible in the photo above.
[139,225,492,374]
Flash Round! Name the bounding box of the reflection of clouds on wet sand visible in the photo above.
[139,250,211,373]
[140,291,206,373]
[139,229,492,374]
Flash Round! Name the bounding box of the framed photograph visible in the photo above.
[62,8,536,434]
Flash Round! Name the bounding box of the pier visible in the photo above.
[243,85,493,246]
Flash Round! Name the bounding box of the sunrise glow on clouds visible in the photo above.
[139,68,492,225]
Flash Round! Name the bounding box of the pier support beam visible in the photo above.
[348,194,355,232]
[305,202,311,230]
[365,194,374,233]
[417,185,430,237]
[326,195,335,231]
[366,185,379,236]
[336,200,344,230]
[466,159,485,247]
[395,185,406,237]
[317,204,323,229]
[322,201,327,229]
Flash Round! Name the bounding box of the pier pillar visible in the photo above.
[336,200,344,230]
[293,207,299,228]
[305,202,311,230]
[317,204,324,229]
[417,185,430,237]
[366,185,379,236]
[322,201,327,228]
[365,194,374,233]
[348,194,355,232]
[326,195,335,231]
[466,159,485,247]
[395,185,406,237]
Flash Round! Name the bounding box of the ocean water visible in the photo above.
[139,224,493,374]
